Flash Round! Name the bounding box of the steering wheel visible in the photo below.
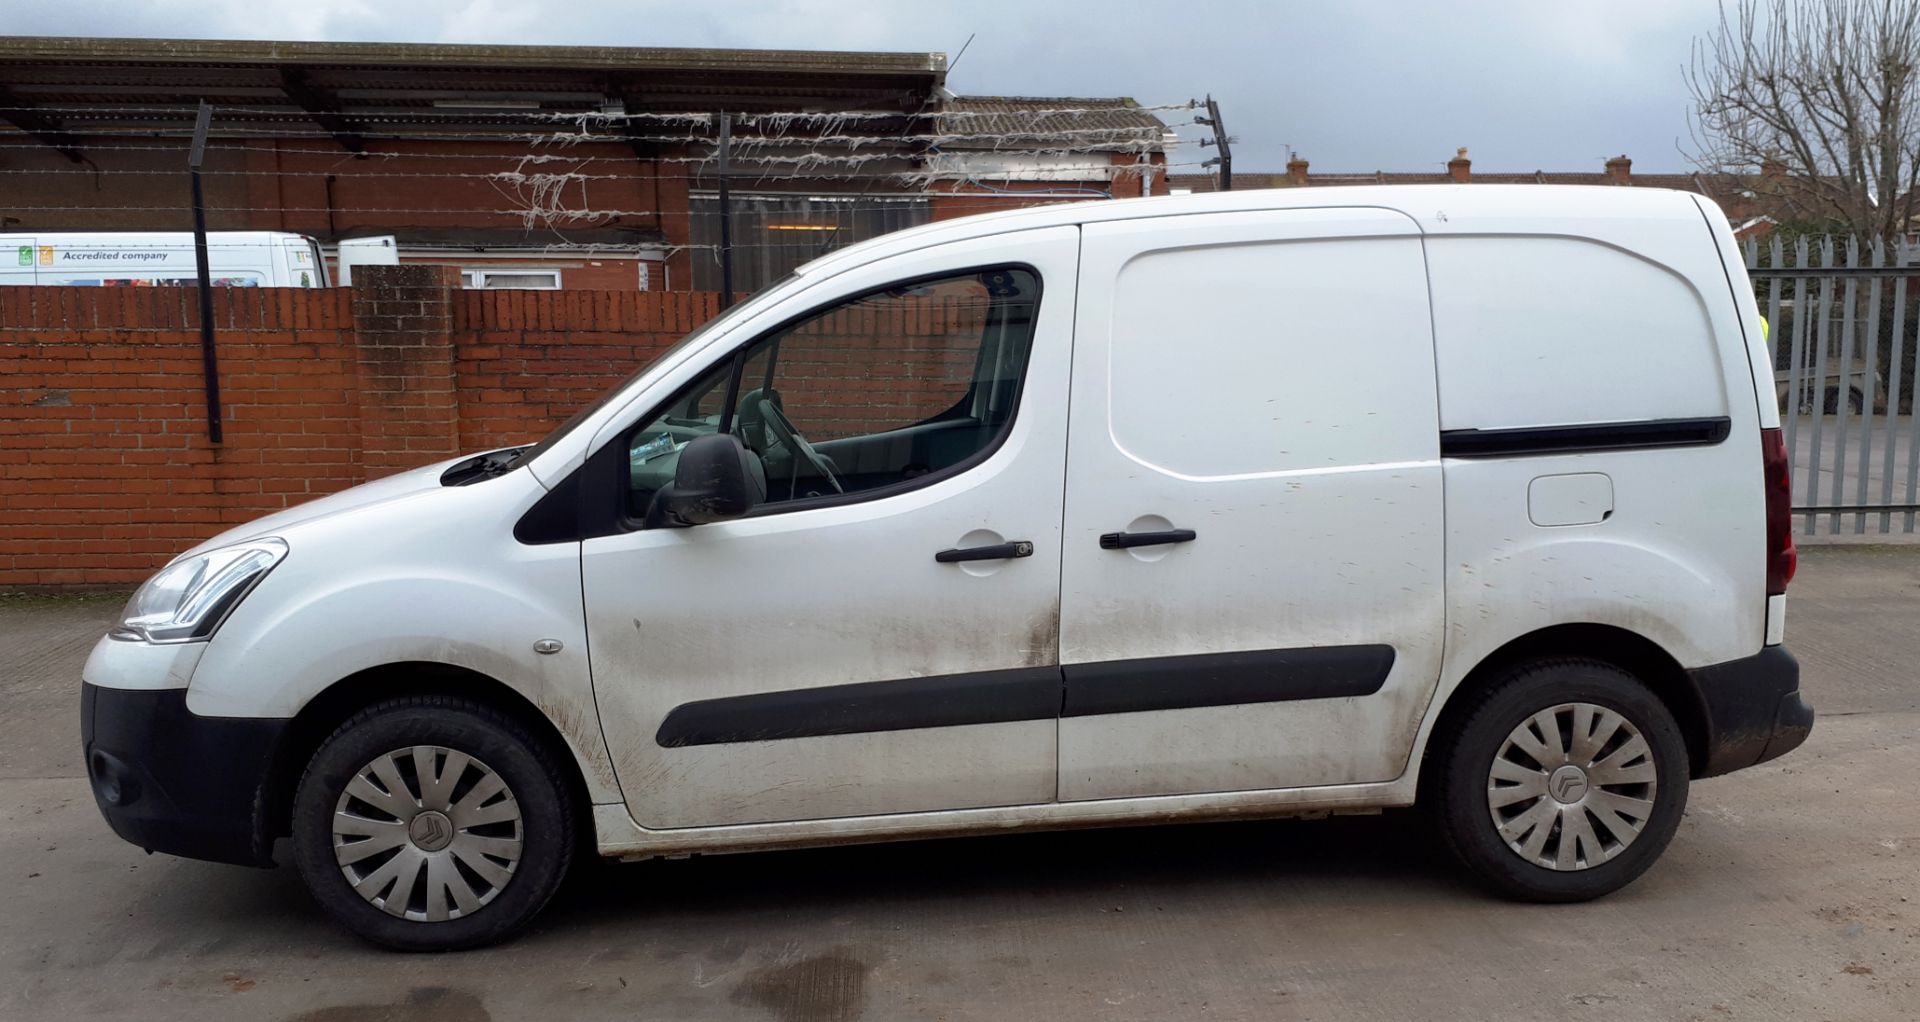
[738,390,843,494]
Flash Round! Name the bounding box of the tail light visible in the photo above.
[1761,427,1797,594]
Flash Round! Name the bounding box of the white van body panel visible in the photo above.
[581,227,1079,829]
[0,231,325,287]
[1057,208,1445,800]
[334,235,399,285]
[587,775,1415,861]
[84,185,1791,866]
[0,234,33,286]
[1419,198,1768,659]
[1691,194,1783,431]
[175,469,625,805]
[177,455,475,560]
[1393,190,1771,786]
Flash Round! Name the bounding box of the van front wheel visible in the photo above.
[1429,659,1690,902]
[290,695,575,950]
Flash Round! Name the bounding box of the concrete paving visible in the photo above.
[1,550,1917,1021]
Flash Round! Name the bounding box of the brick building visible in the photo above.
[0,36,1170,291]
[1171,148,1789,239]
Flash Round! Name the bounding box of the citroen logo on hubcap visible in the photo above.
[1548,765,1590,804]
[409,810,454,852]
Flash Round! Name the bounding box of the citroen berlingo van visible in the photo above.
[81,186,1812,950]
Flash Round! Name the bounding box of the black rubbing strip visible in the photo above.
[655,647,1401,747]
[1061,645,1396,718]
[1439,416,1731,459]
[654,667,1063,748]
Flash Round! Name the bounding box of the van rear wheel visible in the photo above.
[1428,659,1689,902]
[290,695,574,950]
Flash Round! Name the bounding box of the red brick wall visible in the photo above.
[451,288,723,450]
[352,266,465,475]
[0,285,363,589]
[0,272,696,590]
[449,288,993,448]
[765,293,995,441]
[2,269,1012,591]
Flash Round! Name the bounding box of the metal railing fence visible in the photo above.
[1746,235,1920,534]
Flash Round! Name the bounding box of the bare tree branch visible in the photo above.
[1687,0,1920,240]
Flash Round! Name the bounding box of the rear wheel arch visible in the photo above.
[258,662,593,857]
[1425,657,1690,899]
[1421,624,1709,790]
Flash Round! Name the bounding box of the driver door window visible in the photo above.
[625,267,1040,519]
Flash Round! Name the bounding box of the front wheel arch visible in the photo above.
[258,662,594,861]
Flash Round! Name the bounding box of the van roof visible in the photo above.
[0,231,309,242]
[796,184,1715,279]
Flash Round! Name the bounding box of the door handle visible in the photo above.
[1099,528,1197,550]
[935,540,1035,563]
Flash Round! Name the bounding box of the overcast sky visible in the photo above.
[11,0,1725,174]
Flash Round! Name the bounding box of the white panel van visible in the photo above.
[79,186,1811,950]
[1,231,328,288]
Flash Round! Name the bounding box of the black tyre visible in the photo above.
[1427,659,1690,902]
[290,695,575,951]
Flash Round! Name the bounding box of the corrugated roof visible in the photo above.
[0,35,946,77]
[0,35,947,155]
[938,96,1169,150]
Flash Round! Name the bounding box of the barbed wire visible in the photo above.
[0,139,1203,178]
[2,240,963,252]
[1,101,1213,265]
[0,104,1182,127]
[0,191,1150,214]
[4,126,1187,152]
[0,128,1200,160]
[0,139,1097,160]
[0,101,1193,120]
[0,172,1211,218]
[1,242,973,255]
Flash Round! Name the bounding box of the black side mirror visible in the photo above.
[645,433,761,528]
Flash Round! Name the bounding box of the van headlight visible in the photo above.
[112,538,288,644]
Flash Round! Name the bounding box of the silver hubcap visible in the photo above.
[332,746,523,922]
[1487,703,1658,871]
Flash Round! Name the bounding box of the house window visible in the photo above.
[461,269,563,290]
[689,193,931,292]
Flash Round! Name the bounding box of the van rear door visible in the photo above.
[280,235,323,287]
[1055,208,1446,800]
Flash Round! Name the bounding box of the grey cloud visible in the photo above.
[12,0,1719,173]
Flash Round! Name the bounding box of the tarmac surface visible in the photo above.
[1,546,1916,1021]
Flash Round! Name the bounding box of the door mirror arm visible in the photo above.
[644,433,762,528]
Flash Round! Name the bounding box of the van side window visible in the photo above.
[624,267,1040,519]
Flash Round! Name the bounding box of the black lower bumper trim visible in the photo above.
[1687,646,1814,778]
[81,682,289,867]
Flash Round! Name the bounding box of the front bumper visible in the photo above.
[1687,645,1815,778]
[81,682,288,867]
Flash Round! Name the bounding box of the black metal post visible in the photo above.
[716,112,735,310]
[188,101,222,443]
[1203,96,1232,191]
